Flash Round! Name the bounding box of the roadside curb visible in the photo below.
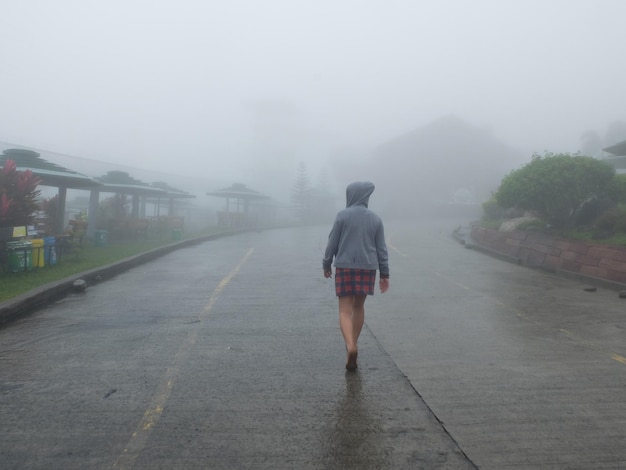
[0,231,237,325]
[454,225,626,292]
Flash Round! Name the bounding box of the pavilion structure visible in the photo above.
[603,140,626,170]
[207,183,269,228]
[150,181,196,217]
[0,148,101,235]
[88,171,166,239]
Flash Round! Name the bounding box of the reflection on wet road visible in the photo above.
[368,219,626,469]
[329,373,384,469]
[2,221,625,468]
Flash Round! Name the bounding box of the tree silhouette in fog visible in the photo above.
[291,162,312,223]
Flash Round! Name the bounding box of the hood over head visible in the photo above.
[346,181,375,208]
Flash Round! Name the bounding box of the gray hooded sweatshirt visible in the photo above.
[323,181,389,278]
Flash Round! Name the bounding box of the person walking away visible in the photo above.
[323,181,390,371]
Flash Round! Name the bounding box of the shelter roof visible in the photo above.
[207,183,269,200]
[1,148,101,189]
[151,181,196,199]
[603,140,626,157]
[95,171,166,196]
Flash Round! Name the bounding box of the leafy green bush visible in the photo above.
[594,207,620,231]
[41,195,59,235]
[98,193,130,229]
[614,210,626,233]
[608,174,626,204]
[495,152,615,228]
[482,197,505,220]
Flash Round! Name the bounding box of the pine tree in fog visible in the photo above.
[291,162,312,223]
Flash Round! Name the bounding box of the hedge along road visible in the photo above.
[1,220,625,469]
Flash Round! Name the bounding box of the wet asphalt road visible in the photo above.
[1,220,626,469]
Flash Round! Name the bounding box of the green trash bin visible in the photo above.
[172,229,182,241]
[94,230,108,247]
[6,240,33,272]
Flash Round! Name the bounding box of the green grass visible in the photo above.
[0,228,222,302]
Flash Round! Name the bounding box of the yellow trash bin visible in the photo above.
[31,238,45,268]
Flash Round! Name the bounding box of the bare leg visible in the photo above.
[338,296,355,349]
[351,295,366,346]
[338,295,367,370]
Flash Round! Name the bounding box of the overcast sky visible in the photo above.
[1,0,625,196]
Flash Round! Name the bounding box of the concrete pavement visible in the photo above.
[0,225,475,469]
[0,231,235,324]
[2,221,626,468]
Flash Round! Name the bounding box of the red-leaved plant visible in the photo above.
[0,159,42,227]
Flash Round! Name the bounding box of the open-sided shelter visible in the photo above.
[150,181,196,217]
[207,183,269,228]
[88,171,166,238]
[1,148,102,234]
[603,140,626,170]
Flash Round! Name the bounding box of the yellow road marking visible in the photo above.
[387,239,407,258]
[611,353,626,365]
[112,248,254,469]
[433,271,471,291]
[559,328,626,365]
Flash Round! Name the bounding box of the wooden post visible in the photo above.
[87,190,100,239]
[56,187,67,235]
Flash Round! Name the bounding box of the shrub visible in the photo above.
[482,197,505,220]
[98,193,130,229]
[41,195,59,234]
[614,210,626,233]
[495,152,615,228]
[594,208,619,231]
[575,197,615,227]
[608,174,626,204]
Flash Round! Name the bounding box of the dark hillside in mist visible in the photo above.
[371,115,523,218]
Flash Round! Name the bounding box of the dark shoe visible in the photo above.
[346,349,358,371]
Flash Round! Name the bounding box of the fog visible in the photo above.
[1,0,626,211]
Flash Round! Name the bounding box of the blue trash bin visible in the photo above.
[44,236,57,265]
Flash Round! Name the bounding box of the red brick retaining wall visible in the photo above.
[470,226,626,285]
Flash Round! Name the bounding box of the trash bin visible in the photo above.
[31,238,45,268]
[94,230,108,247]
[44,236,57,265]
[6,240,33,272]
[172,229,182,241]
